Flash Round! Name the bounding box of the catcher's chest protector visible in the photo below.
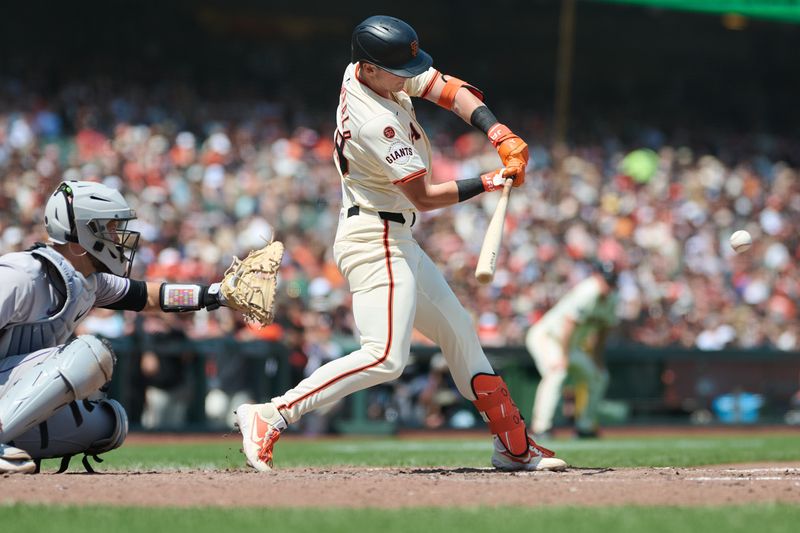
[0,247,96,358]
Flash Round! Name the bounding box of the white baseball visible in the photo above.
[729,230,752,253]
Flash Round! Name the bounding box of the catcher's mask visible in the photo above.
[44,181,140,278]
[351,15,433,77]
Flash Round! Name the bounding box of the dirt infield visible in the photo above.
[4,464,800,508]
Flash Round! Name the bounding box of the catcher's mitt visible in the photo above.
[220,240,284,326]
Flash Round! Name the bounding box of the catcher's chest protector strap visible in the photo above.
[471,373,528,456]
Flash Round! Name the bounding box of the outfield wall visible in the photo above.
[105,337,800,432]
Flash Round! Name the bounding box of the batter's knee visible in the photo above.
[362,342,408,381]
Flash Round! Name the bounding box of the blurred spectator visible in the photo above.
[139,314,196,429]
[416,353,461,429]
[3,75,800,434]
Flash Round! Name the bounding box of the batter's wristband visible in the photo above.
[159,283,220,312]
[457,177,486,202]
[469,106,499,135]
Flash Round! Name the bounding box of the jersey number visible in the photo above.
[334,129,351,175]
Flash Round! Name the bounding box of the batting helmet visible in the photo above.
[351,15,433,77]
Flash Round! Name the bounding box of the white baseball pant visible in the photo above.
[271,208,494,423]
[526,327,608,434]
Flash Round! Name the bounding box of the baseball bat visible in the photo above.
[475,177,514,284]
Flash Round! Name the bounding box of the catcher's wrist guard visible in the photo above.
[159,283,221,313]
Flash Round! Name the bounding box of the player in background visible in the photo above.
[235,15,567,472]
[526,261,620,439]
[0,180,232,474]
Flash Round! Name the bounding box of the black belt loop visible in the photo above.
[347,205,415,227]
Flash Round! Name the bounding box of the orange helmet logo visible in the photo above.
[410,40,418,57]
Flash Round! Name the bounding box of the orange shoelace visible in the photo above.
[258,430,281,464]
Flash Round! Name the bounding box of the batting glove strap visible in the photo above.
[487,123,514,148]
[480,169,507,193]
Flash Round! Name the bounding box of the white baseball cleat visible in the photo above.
[234,403,287,472]
[0,443,36,474]
[491,435,568,472]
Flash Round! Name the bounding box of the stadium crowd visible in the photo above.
[2,79,799,426]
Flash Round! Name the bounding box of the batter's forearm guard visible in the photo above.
[159,283,222,312]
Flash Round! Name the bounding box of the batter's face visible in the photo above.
[360,63,407,96]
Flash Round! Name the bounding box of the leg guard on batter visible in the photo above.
[471,373,531,457]
[0,335,115,443]
[9,398,128,472]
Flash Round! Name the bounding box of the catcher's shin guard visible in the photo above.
[471,373,528,457]
[0,335,114,443]
[11,398,128,472]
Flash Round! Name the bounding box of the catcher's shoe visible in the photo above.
[491,435,568,472]
[0,443,36,474]
[234,403,287,472]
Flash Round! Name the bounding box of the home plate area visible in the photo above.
[3,464,799,508]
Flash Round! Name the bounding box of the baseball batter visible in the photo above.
[235,15,566,472]
[526,263,619,438]
[0,180,232,474]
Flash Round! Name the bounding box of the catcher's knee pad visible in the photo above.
[471,373,528,457]
[0,335,115,442]
[10,398,128,464]
[59,335,116,398]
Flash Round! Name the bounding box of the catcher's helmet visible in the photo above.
[351,15,433,77]
[44,181,140,277]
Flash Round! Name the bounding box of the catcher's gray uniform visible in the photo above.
[0,245,132,470]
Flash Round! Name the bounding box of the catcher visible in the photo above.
[0,180,281,474]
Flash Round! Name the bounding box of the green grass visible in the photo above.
[64,432,800,472]
[3,504,800,533]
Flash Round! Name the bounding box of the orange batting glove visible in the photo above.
[504,161,526,187]
[480,167,524,191]
[487,123,529,169]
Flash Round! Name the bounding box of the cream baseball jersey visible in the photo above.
[534,276,614,339]
[570,287,618,352]
[333,63,438,212]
